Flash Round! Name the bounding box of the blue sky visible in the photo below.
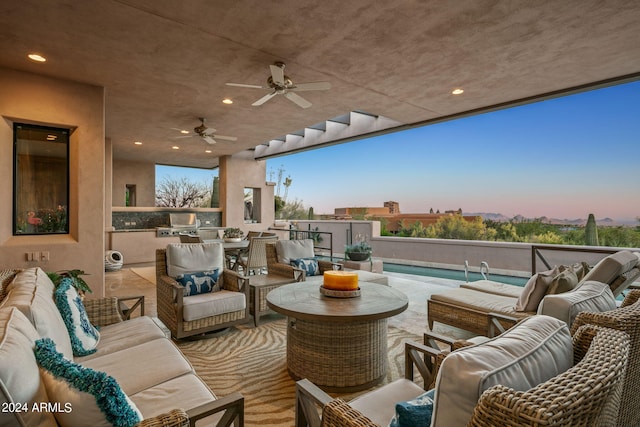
[158,80,640,221]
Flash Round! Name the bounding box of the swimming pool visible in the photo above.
[383,262,528,286]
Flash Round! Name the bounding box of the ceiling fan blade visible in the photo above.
[290,81,331,91]
[284,92,312,109]
[202,127,217,135]
[226,82,266,89]
[202,135,217,145]
[171,135,193,139]
[270,64,286,86]
[252,92,277,106]
[212,134,237,141]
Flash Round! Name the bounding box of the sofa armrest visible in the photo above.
[296,378,334,427]
[117,295,145,319]
[405,341,448,389]
[186,392,244,427]
[621,288,640,307]
[84,297,124,327]
[321,400,376,427]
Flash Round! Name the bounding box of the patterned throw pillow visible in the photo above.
[390,389,435,427]
[34,338,142,427]
[290,257,320,276]
[54,278,100,356]
[175,269,220,296]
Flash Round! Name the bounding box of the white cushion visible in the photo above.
[348,378,425,426]
[35,338,142,427]
[166,242,225,277]
[515,268,557,312]
[431,315,573,427]
[53,279,100,357]
[1,274,74,359]
[182,290,246,322]
[581,250,639,291]
[275,239,315,265]
[0,307,57,427]
[538,280,617,327]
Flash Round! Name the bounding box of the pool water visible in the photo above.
[383,262,528,286]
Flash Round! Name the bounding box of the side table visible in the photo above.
[248,274,298,326]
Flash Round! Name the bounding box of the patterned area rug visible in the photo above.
[176,319,421,426]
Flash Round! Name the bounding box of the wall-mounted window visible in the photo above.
[13,123,69,235]
[244,187,261,223]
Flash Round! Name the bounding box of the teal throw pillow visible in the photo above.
[290,257,319,276]
[54,278,100,357]
[389,389,435,427]
[176,269,220,296]
[34,338,142,427]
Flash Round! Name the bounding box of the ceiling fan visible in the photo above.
[172,118,237,145]
[226,62,330,109]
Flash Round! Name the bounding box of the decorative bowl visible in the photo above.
[224,237,242,243]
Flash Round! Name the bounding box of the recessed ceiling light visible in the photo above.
[134,141,142,145]
[28,53,46,62]
[46,134,57,141]
[452,88,464,95]
[205,149,212,153]
[172,145,180,150]
[180,130,189,134]
[222,98,233,104]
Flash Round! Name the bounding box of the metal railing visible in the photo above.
[531,244,617,274]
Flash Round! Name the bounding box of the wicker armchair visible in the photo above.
[570,288,640,427]
[265,239,340,280]
[156,243,250,339]
[296,320,630,427]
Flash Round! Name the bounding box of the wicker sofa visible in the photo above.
[0,267,244,427]
[296,315,630,427]
[427,250,640,335]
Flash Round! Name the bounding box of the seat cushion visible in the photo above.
[166,242,225,277]
[75,316,167,362]
[431,315,573,427]
[182,290,246,322]
[82,338,194,396]
[430,288,529,317]
[538,280,616,327]
[0,307,57,427]
[129,373,219,422]
[275,239,315,264]
[460,279,523,298]
[348,378,425,426]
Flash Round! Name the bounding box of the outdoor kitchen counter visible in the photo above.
[107,229,179,265]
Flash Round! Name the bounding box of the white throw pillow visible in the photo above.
[35,337,143,427]
[515,268,557,311]
[54,278,100,356]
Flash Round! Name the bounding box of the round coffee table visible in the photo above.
[267,281,408,391]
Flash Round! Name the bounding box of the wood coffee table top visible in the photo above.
[266,281,408,322]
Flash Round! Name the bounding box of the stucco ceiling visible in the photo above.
[1,1,639,169]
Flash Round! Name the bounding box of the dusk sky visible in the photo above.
[158,80,640,222]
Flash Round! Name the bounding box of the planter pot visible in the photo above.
[224,237,242,243]
[347,252,370,261]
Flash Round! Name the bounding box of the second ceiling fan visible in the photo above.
[173,118,237,145]
[226,62,330,109]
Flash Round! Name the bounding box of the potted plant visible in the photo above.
[344,239,372,261]
[47,269,92,297]
[223,227,244,242]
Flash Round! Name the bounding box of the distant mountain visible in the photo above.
[466,213,635,227]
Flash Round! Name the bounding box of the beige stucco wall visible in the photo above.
[0,68,106,297]
[220,152,275,233]
[112,159,155,207]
